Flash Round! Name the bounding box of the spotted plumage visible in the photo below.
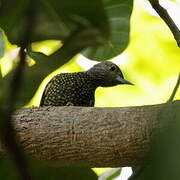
[40,61,133,107]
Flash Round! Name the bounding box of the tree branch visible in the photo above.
[0,101,179,167]
[149,0,180,47]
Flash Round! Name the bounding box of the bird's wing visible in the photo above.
[40,73,68,106]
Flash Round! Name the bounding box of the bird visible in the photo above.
[40,61,133,107]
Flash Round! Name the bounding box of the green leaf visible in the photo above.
[0,29,5,58]
[30,160,97,180]
[136,101,180,180]
[0,157,18,180]
[0,0,30,45]
[33,0,109,43]
[0,0,110,106]
[98,168,121,180]
[0,157,97,180]
[0,0,109,44]
[82,0,133,60]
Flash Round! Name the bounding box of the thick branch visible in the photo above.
[0,101,179,167]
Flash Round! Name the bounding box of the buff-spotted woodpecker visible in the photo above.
[40,61,133,107]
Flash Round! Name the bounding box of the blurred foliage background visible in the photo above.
[0,0,180,179]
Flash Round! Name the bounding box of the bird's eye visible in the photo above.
[109,66,116,71]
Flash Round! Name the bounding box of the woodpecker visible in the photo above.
[40,61,133,107]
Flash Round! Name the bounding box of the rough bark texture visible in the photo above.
[0,101,179,167]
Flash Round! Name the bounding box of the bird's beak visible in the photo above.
[116,76,134,85]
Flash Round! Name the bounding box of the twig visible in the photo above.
[1,1,37,179]
[149,0,180,47]
[167,73,180,103]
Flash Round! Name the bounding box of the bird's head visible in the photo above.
[86,61,133,87]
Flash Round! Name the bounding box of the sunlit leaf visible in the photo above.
[98,168,121,180]
[31,40,62,55]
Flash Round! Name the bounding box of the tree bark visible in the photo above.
[0,101,179,167]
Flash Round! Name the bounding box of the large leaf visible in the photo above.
[136,102,180,180]
[82,0,133,60]
[0,0,109,44]
[0,0,109,106]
